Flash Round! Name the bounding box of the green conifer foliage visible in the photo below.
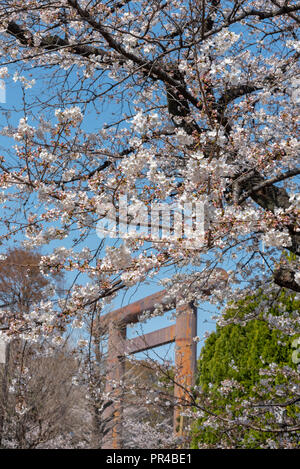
[191,291,300,449]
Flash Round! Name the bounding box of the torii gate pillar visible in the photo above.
[174,301,197,433]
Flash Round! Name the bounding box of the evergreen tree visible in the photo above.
[191,290,300,449]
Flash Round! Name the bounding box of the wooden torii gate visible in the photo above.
[101,269,227,449]
[101,290,197,449]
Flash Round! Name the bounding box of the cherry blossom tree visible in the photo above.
[0,0,299,448]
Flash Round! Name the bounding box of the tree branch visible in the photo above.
[238,169,300,205]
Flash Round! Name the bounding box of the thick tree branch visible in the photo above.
[238,169,300,205]
[6,21,110,59]
[274,267,300,292]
